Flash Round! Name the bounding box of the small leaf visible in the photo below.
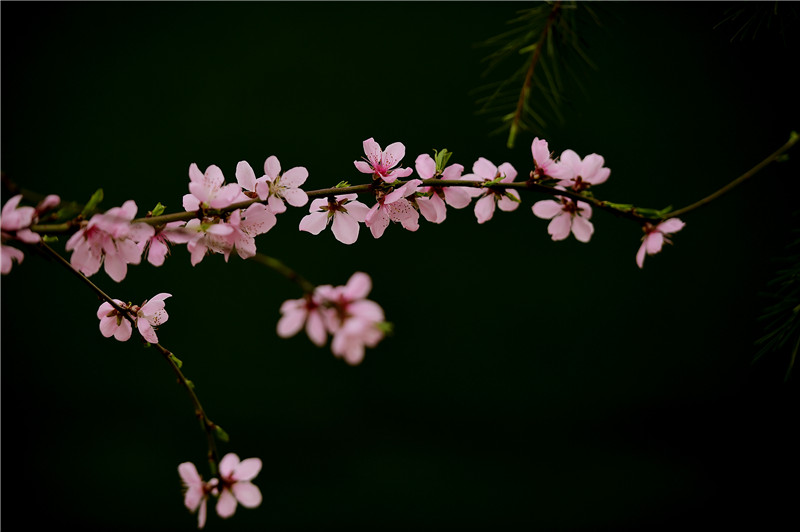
[42,235,59,243]
[433,149,453,173]
[214,425,230,443]
[504,191,521,203]
[80,189,104,218]
[151,202,166,217]
[335,181,351,188]
[169,353,183,368]
[376,321,394,335]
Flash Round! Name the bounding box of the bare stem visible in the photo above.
[249,253,316,294]
[36,241,221,476]
[667,131,799,219]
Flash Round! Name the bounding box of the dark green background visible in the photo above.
[2,2,799,530]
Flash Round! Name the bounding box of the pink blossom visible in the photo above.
[216,453,263,519]
[234,160,269,202]
[277,290,329,346]
[354,137,414,184]
[139,221,200,267]
[364,179,422,239]
[96,293,171,343]
[321,272,386,365]
[462,158,520,224]
[184,219,236,266]
[1,194,61,274]
[553,149,610,191]
[299,194,371,245]
[414,153,471,224]
[217,204,277,261]
[532,191,594,243]
[254,156,309,214]
[531,138,569,180]
[65,200,155,282]
[183,164,241,211]
[178,461,219,530]
[134,292,171,343]
[96,299,133,342]
[636,218,685,268]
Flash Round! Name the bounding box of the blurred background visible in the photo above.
[2,2,799,530]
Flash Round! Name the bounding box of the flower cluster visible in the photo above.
[277,272,386,365]
[179,453,262,529]
[0,194,60,273]
[97,293,171,343]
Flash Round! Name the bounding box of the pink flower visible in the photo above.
[636,218,685,268]
[184,219,236,266]
[553,149,610,191]
[216,453,263,519]
[364,179,422,239]
[1,194,61,274]
[532,191,594,243]
[254,156,309,214]
[65,200,155,282]
[354,138,414,184]
[178,462,219,530]
[139,221,200,267]
[462,158,520,224]
[299,194,371,245]
[414,153,471,224]
[183,164,242,211]
[321,272,386,365]
[531,138,568,180]
[96,293,171,343]
[277,290,329,346]
[133,292,171,343]
[218,204,278,261]
[96,299,134,342]
[234,160,269,202]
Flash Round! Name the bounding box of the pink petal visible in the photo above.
[547,213,572,241]
[576,201,593,219]
[382,142,406,169]
[138,320,159,343]
[343,200,370,223]
[232,482,262,508]
[414,153,436,179]
[497,190,520,212]
[264,156,281,179]
[472,157,497,180]
[233,457,262,482]
[419,193,447,224]
[114,319,133,341]
[442,186,472,209]
[645,232,664,254]
[349,300,385,322]
[219,453,240,477]
[268,196,287,214]
[308,198,328,212]
[345,272,372,300]
[178,462,202,489]
[354,160,373,174]
[531,138,551,167]
[532,200,563,219]
[362,138,382,166]
[441,163,464,180]
[236,161,257,191]
[280,167,308,188]
[183,194,200,212]
[368,209,390,239]
[209,183,242,209]
[99,316,119,338]
[331,212,360,244]
[498,162,517,182]
[282,188,308,207]
[216,488,238,519]
[306,311,327,347]
[1,245,23,274]
[104,253,128,283]
[657,218,685,234]
[571,215,594,243]
[299,212,329,235]
[636,242,647,268]
[277,307,306,338]
[198,498,208,529]
[474,194,496,224]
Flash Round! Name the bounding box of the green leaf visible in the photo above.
[169,353,183,368]
[214,425,230,443]
[80,189,104,218]
[376,321,394,335]
[433,149,453,173]
[42,235,59,243]
[335,181,351,188]
[151,202,166,217]
[504,191,522,203]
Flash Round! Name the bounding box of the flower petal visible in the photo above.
[299,212,329,235]
[232,482,262,509]
[474,194,496,224]
[216,488,238,519]
[331,212,360,244]
[571,215,594,243]
[233,457,262,482]
[547,213,572,241]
